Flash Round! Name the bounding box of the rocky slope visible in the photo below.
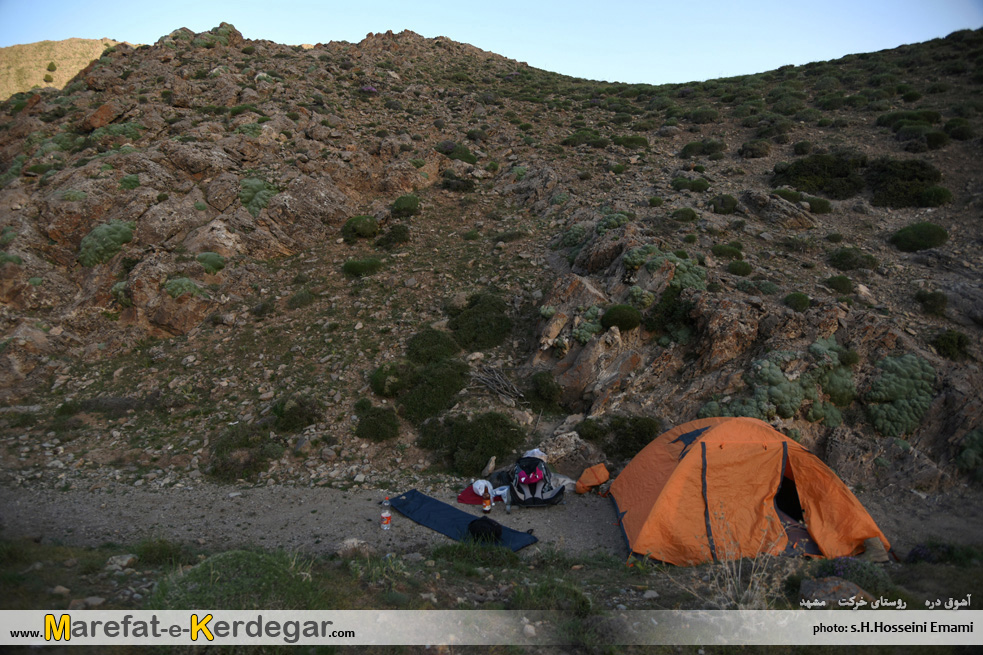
[0,23,981,505]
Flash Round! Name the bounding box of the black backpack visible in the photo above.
[508,456,565,507]
[467,516,503,543]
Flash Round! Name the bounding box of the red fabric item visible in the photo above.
[457,486,505,505]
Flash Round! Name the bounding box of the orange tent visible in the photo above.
[609,417,890,566]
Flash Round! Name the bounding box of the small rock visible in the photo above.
[52,585,70,596]
[106,554,138,570]
[523,624,536,638]
[643,590,660,599]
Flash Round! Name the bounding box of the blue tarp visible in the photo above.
[389,489,538,552]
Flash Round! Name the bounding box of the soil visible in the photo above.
[2,480,982,561]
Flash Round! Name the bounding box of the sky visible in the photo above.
[1,0,981,84]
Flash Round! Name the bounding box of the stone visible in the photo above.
[52,585,70,596]
[800,577,875,608]
[106,554,138,570]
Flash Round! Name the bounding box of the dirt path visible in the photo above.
[0,482,628,558]
[2,482,981,560]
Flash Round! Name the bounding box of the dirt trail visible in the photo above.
[1,482,981,560]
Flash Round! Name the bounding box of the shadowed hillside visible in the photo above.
[0,22,981,504]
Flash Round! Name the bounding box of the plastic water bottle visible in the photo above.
[381,496,391,530]
[482,489,491,513]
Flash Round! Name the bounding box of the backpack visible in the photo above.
[508,456,565,507]
[467,516,503,543]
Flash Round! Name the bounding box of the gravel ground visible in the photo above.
[0,482,629,559]
[2,482,981,560]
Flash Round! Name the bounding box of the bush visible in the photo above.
[341,215,380,243]
[406,328,460,364]
[686,107,719,124]
[933,330,970,361]
[600,304,642,331]
[370,361,417,397]
[793,140,813,155]
[679,139,726,159]
[613,135,648,149]
[889,222,948,252]
[354,399,399,442]
[529,371,564,409]
[47,61,57,72]
[772,152,866,199]
[739,139,771,158]
[342,257,382,277]
[728,261,752,276]
[272,394,322,432]
[912,289,947,317]
[710,194,738,214]
[956,429,983,482]
[196,251,225,274]
[672,207,698,221]
[865,354,935,437]
[398,358,470,424]
[711,243,743,260]
[286,288,315,309]
[815,557,893,596]
[576,414,662,461]
[375,224,410,249]
[240,178,278,217]
[208,424,285,481]
[418,412,525,475]
[648,196,664,207]
[784,292,810,312]
[447,293,512,350]
[672,177,709,192]
[825,275,854,294]
[78,220,135,267]
[865,157,949,208]
[829,247,877,271]
[391,194,420,217]
[119,174,140,190]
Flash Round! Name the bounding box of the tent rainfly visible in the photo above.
[609,417,890,566]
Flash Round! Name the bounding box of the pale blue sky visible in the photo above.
[1,0,981,84]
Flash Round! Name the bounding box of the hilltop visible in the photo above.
[0,21,981,544]
[0,37,123,101]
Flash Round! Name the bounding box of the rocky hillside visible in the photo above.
[0,23,980,498]
[0,37,122,101]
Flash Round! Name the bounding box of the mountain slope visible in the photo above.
[0,23,981,500]
[0,37,122,100]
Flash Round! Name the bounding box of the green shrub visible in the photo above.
[710,194,738,214]
[119,174,140,190]
[239,178,278,217]
[286,287,315,309]
[671,177,709,192]
[613,135,648,149]
[772,152,866,199]
[829,247,877,271]
[815,557,893,596]
[78,220,134,267]
[342,257,382,277]
[399,359,470,424]
[164,277,204,298]
[1,226,16,247]
[644,286,697,344]
[679,139,726,159]
[915,289,947,316]
[391,194,420,217]
[370,361,417,397]
[0,252,23,265]
[354,399,399,442]
[865,354,935,437]
[686,107,719,124]
[944,118,975,140]
[672,207,698,221]
[418,412,525,475]
[889,222,948,252]
[784,292,810,312]
[447,293,511,350]
[793,141,813,155]
[375,224,410,249]
[711,243,743,259]
[773,188,802,203]
[406,328,460,364]
[207,424,285,481]
[435,142,477,164]
[47,61,56,72]
[728,261,752,276]
[272,394,322,432]
[196,251,225,274]
[575,414,662,461]
[600,304,642,331]
[648,196,664,207]
[739,139,771,158]
[529,371,564,410]
[956,429,983,482]
[803,196,830,213]
[341,215,380,243]
[825,275,854,294]
[933,330,970,361]
[865,157,949,208]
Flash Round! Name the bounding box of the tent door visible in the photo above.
[774,448,821,556]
